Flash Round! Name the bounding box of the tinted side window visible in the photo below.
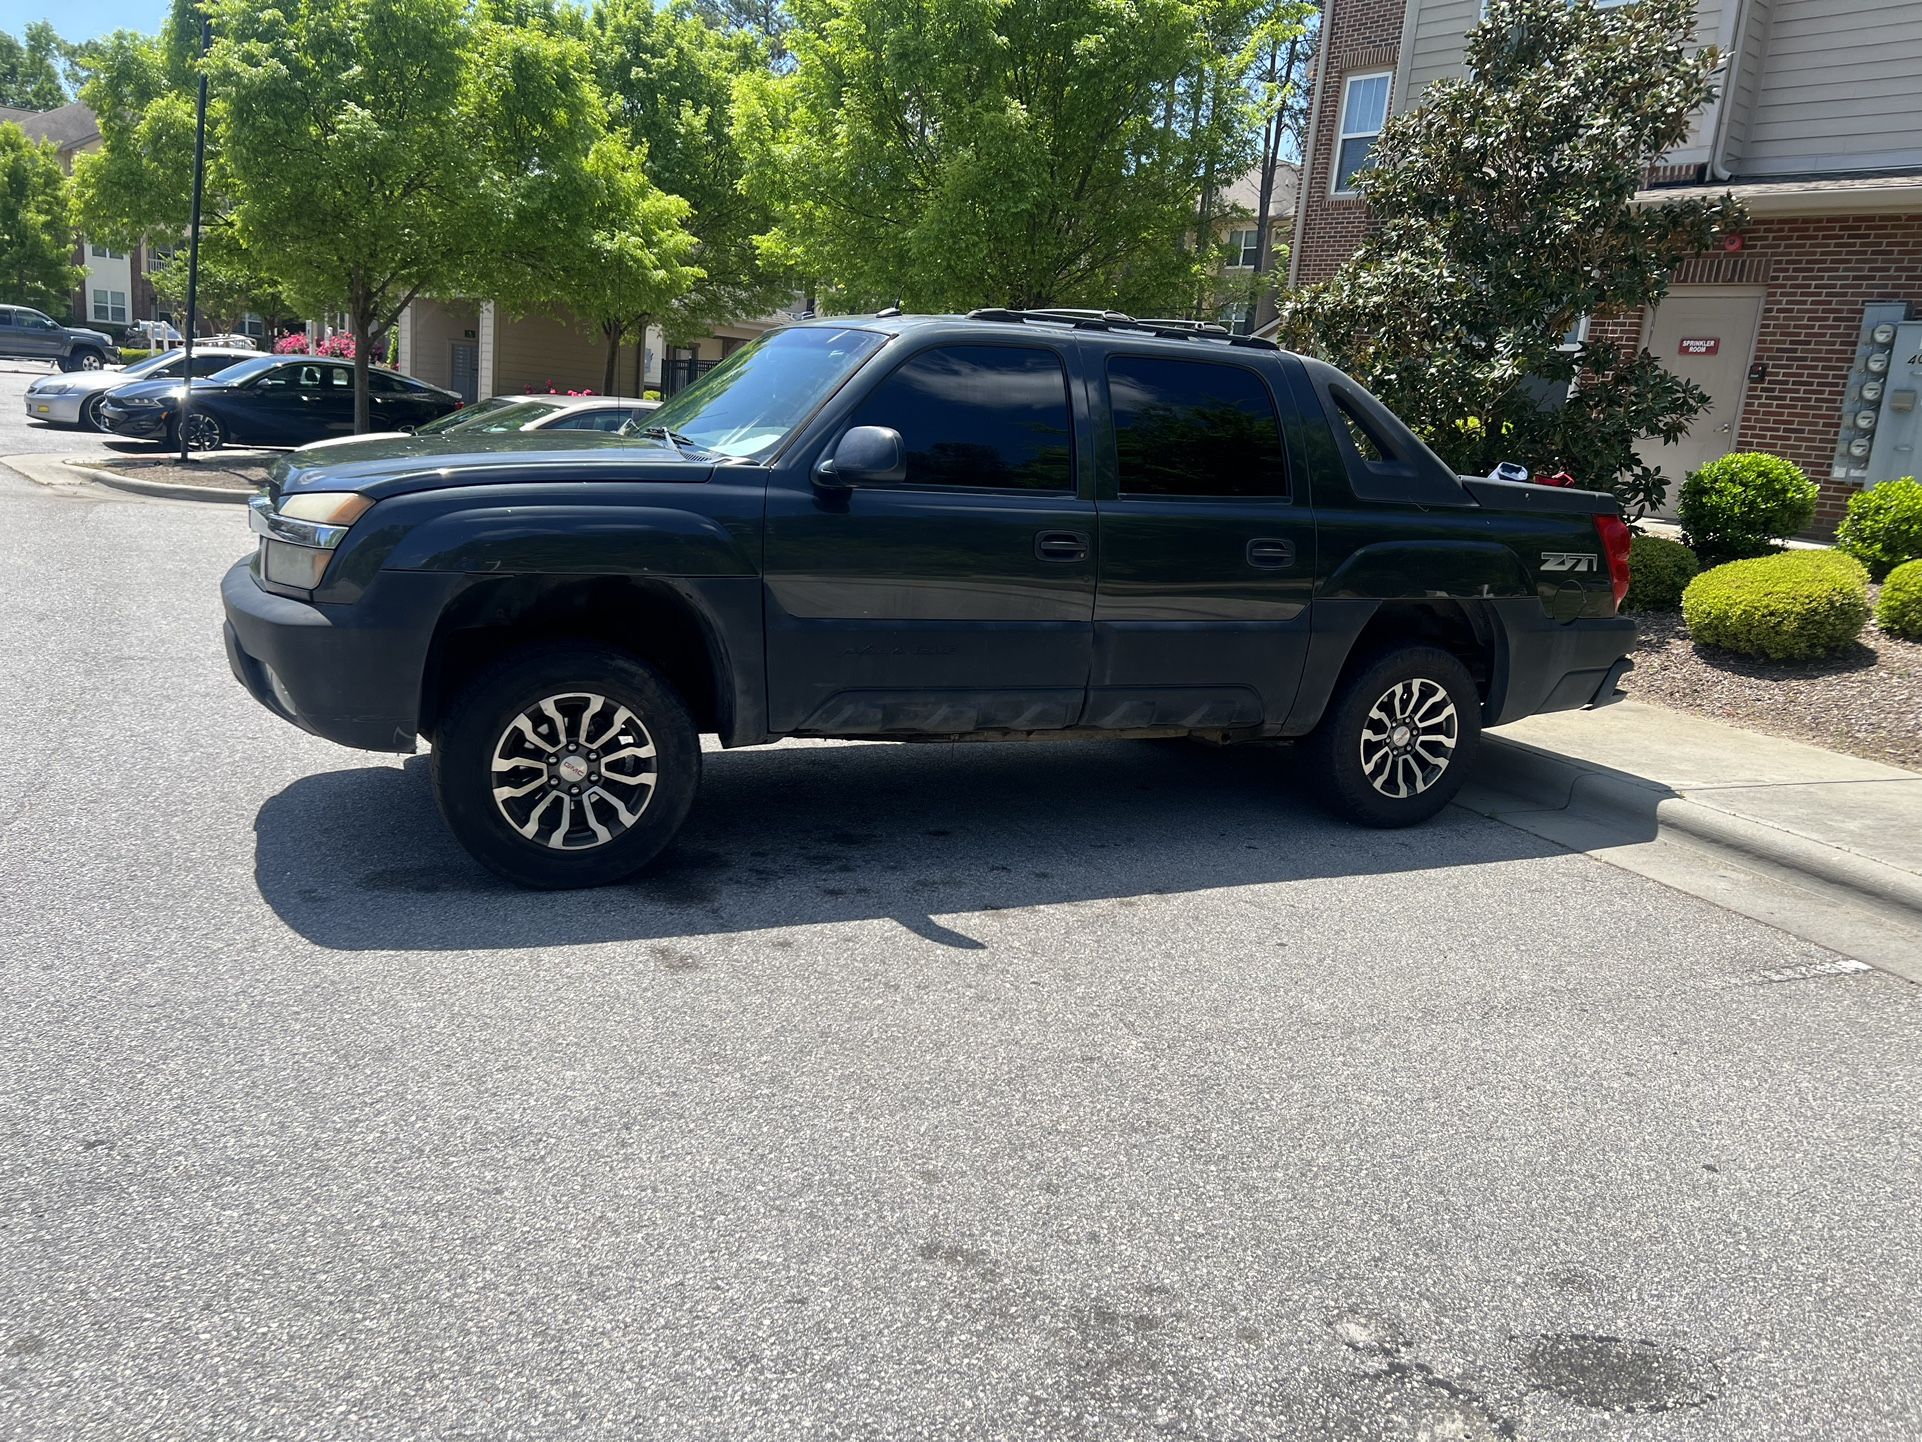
[547,411,624,431]
[188,354,236,377]
[1107,356,1287,498]
[847,343,1073,491]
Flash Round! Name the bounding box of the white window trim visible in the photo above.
[1332,70,1393,197]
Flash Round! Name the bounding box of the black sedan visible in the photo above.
[99,355,462,450]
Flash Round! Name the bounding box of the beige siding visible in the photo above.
[1720,0,1774,166]
[1741,0,1922,174]
[1400,0,1475,106]
[492,308,644,397]
[1395,0,1728,157]
[402,300,477,391]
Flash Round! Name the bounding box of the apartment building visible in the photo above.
[1286,0,1922,528]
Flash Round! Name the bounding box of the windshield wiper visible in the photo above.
[632,424,711,459]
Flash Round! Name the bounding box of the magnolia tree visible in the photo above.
[1278,0,1742,516]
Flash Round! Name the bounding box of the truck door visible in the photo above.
[762,339,1097,735]
[1087,350,1313,730]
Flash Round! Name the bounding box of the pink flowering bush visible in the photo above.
[273,332,310,354]
[317,332,356,358]
[524,380,597,395]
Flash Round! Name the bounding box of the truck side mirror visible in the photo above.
[817,425,905,488]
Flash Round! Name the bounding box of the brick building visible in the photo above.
[1284,0,1922,528]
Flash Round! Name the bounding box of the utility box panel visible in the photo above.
[1865,319,1922,488]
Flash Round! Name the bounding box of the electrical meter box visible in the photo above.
[1865,319,1922,488]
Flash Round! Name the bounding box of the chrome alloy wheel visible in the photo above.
[489,692,659,850]
[77,351,104,370]
[1358,677,1458,799]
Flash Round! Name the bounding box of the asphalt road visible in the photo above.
[3,370,1921,1440]
[0,360,155,460]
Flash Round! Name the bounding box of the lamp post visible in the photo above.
[177,13,211,464]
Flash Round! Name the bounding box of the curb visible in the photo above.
[1475,735,1922,927]
[60,458,253,504]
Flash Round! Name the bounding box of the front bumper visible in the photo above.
[24,390,84,425]
[221,556,464,753]
[99,403,171,440]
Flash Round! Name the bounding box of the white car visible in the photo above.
[294,393,661,451]
[23,346,262,431]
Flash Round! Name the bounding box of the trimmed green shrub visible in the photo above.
[1836,477,1922,580]
[1678,452,1819,562]
[1623,534,1698,611]
[1877,559,1922,640]
[1682,550,1870,661]
[117,347,157,364]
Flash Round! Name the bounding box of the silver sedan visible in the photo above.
[23,347,260,431]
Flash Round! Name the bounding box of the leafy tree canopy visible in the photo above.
[0,121,80,310]
[593,0,792,341]
[0,22,70,110]
[199,0,613,428]
[733,0,1303,315]
[1279,0,1741,516]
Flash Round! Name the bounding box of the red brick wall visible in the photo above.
[1292,0,1406,287]
[1587,213,1922,533]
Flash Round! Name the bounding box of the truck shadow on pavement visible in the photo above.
[254,738,1572,952]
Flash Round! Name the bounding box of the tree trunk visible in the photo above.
[602,320,625,396]
[352,313,372,434]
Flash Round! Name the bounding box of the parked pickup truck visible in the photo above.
[222,310,1635,888]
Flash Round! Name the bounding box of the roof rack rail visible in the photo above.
[964,306,1278,351]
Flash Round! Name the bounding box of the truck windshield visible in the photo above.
[643,326,887,459]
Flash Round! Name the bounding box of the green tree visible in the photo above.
[1277,0,1740,517]
[506,136,704,395]
[593,0,791,349]
[0,122,80,309]
[203,0,608,430]
[733,0,1295,314]
[0,22,70,110]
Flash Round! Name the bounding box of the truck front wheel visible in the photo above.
[430,643,701,888]
[1303,644,1481,827]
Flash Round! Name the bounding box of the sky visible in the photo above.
[1,0,164,42]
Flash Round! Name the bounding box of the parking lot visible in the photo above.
[3,361,1921,1440]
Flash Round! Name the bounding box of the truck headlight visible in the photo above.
[249,490,375,591]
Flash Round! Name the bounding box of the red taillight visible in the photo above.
[1594,513,1632,611]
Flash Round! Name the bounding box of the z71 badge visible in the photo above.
[1540,551,1598,573]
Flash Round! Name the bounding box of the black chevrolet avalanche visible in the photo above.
[222,311,1636,888]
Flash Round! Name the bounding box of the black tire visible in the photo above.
[1303,644,1481,828]
[430,643,701,889]
[81,394,106,432]
[64,347,106,372]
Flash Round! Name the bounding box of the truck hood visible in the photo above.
[268,432,713,501]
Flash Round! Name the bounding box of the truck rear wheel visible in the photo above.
[430,643,701,888]
[1303,644,1480,827]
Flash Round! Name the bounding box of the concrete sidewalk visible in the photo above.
[1463,701,1922,981]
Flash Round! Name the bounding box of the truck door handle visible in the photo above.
[1035,530,1089,562]
[1246,538,1296,568]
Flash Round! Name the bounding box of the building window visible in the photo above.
[91,289,128,324]
[1225,226,1262,269]
[88,243,127,261]
[1334,71,1392,195]
[241,312,265,338]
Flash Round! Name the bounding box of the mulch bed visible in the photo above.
[1624,588,1922,771]
[87,455,275,492]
